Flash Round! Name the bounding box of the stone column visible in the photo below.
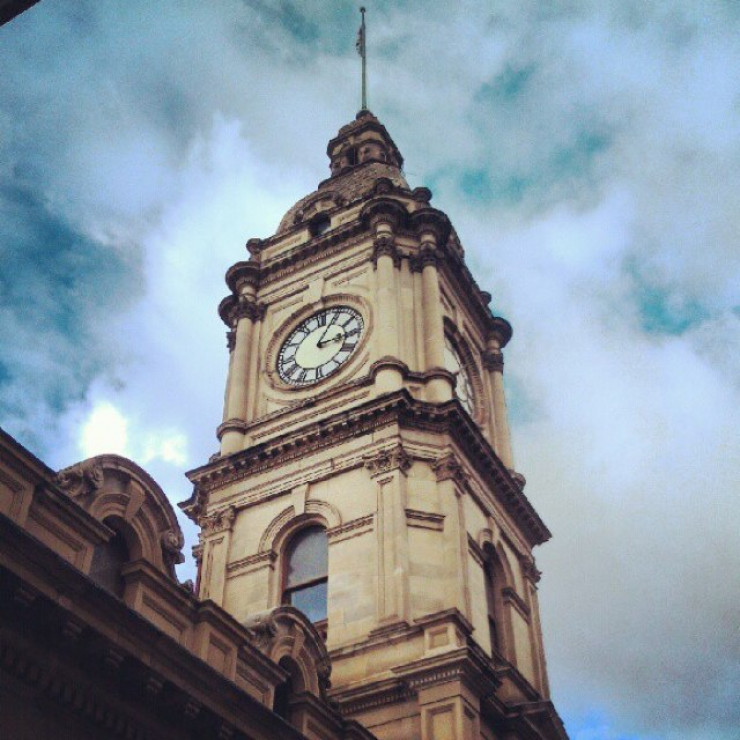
[483,318,513,468]
[409,208,453,403]
[419,244,452,403]
[373,229,403,393]
[219,262,261,456]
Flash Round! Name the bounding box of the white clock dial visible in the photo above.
[278,306,364,386]
[444,336,475,416]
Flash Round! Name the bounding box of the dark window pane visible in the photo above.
[285,527,328,587]
[289,581,327,623]
[89,530,129,597]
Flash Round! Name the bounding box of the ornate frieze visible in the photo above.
[364,444,412,477]
[55,461,104,499]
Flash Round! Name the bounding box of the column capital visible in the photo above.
[372,234,401,268]
[364,443,412,478]
[200,505,237,536]
[432,453,466,485]
[220,296,266,326]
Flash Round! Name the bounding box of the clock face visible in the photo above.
[278,306,364,386]
[444,336,475,416]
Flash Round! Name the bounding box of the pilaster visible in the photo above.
[364,444,412,628]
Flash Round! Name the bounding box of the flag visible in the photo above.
[356,21,365,57]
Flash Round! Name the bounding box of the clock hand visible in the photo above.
[317,332,343,348]
[317,311,340,346]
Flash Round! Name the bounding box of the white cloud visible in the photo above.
[79,402,129,458]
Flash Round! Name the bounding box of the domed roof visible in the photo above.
[276,110,409,234]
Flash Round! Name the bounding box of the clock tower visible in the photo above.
[182,110,567,740]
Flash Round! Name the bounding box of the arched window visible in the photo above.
[484,565,500,656]
[483,542,509,659]
[282,526,328,625]
[89,520,130,598]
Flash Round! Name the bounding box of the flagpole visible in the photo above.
[359,7,367,111]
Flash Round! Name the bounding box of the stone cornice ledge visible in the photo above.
[182,391,551,547]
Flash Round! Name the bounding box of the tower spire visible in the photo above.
[356,7,368,113]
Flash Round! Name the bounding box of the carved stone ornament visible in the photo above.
[482,349,504,372]
[509,470,527,490]
[372,235,400,267]
[161,528,185,568]
[200,506,237,536]
[523,559,542,584]
[232,298,266,323]
[244,611,278,652]
[192,543,204,566]
[55,461,105,499]
[364,444,412,477]
[432,454,466,484]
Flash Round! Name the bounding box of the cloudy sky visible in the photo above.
[1,2,738,738]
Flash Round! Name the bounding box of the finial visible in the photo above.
[356,7,368,113]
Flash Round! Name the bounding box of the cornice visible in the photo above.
[182,391,551,548]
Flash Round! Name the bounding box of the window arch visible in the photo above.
[89,518,132,598]
[483,542,508,659]
[282,526,328,625]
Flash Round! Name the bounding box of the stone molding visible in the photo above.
[183,392,552,548]
[242,606,331,697]
[215,418,248,441]
[327,514,375,543]
[224,260,260,294]
[502,586,531,618]
[226,550,276,576]
[405,509,445,531]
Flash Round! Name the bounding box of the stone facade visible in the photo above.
[183,111,567,740]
